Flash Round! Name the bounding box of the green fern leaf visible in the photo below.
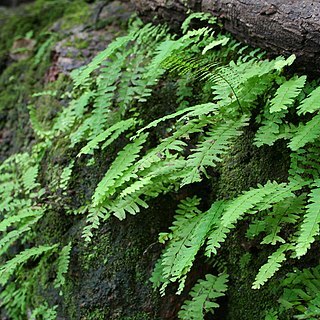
[221,181,289,228]
[178,273,228,320]
[71,34,131,88]
[54,242,72,292]
[159,199,225,294]
[0,207,43,232]
[0,217,40,256]
[289,113,320,151]
[92,133,148,207]
[252,244,292,289]
[0,245,57,286]
[270,76,306,113]
[22,165,39,193]
[261,195,304,245]
[59,161,75,191]
[82,207,109,242]
[78,119,136,156]
[182,116,248,185]
[204,201,228,257]
[297,86,320,115]
[105,194,149,220]
[296,185,320,257]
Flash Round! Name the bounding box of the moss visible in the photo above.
[121,313,153,320]
[216,128,290,200]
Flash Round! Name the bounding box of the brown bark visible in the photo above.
[132,0,320,75]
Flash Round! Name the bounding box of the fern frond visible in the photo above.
[0,245,57,286]
[279,265,320,319]
[136,103,217,137]
[270,76,306,113]
[0,207,44,232]
[297,86,320,115]
[78,118,136,156]
[260,195,304,245]
[178,273,228,320]
[221,181,290,228]
[254,108,294,147]
[289,113,320,151]
[53,91,93,138]
[181,12,217,34]
[59,161,75,191]
[252,244,292,289]
[0,217,41,256]
[54,242,72,292]
[22,165,39,193]
[295,185,320,257]
[82,207,109,242]
[134,119,208,172]
[92,133,148,207]
[71,34,132,88]
[30,303,57,320]
[182,116,248,185]
[158,199,225,294]
[105,194,149,220]
[289,143,320,181]
[204,201,228,257]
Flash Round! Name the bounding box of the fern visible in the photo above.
[259,196,304,245]
[82,207,109,242]
[178,273,228,320]
[269,76,306,113]
[78,118,136,156]
[297,86,320,115]
[289,113,320,151]
[30,303,57,320]
[0,245,57,286]
[254,108,294,147]
[54,242,72,293]
[181,116,248,185]
[204,201,228,257]
[252,244,292,289]
[181,12,217,34]
[91,133,148,207]
[22,164,39,193]
[0,217,40,256]
[59,160,75,191]
[295,183,320,257]
[0,207,43,232]
[71,34,132,88]
[278,266,320,319]
[221,181,295,228]
[154,198,225,294]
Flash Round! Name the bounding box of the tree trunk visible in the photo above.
[132,0,320,75]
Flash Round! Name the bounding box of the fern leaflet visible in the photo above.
[178,273,228,320]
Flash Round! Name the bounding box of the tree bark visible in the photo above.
[132,0,320,75]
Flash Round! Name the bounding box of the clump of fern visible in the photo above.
[6,8,320,319]
[0,147,72,318]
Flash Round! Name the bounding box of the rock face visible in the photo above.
[0,0,33,7]
[0,1,316,320]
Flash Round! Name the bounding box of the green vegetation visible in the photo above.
[1,6,320,320]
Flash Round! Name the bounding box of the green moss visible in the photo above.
[121,313,153,320]
[217,129,290,199]
[0,0,90,57]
